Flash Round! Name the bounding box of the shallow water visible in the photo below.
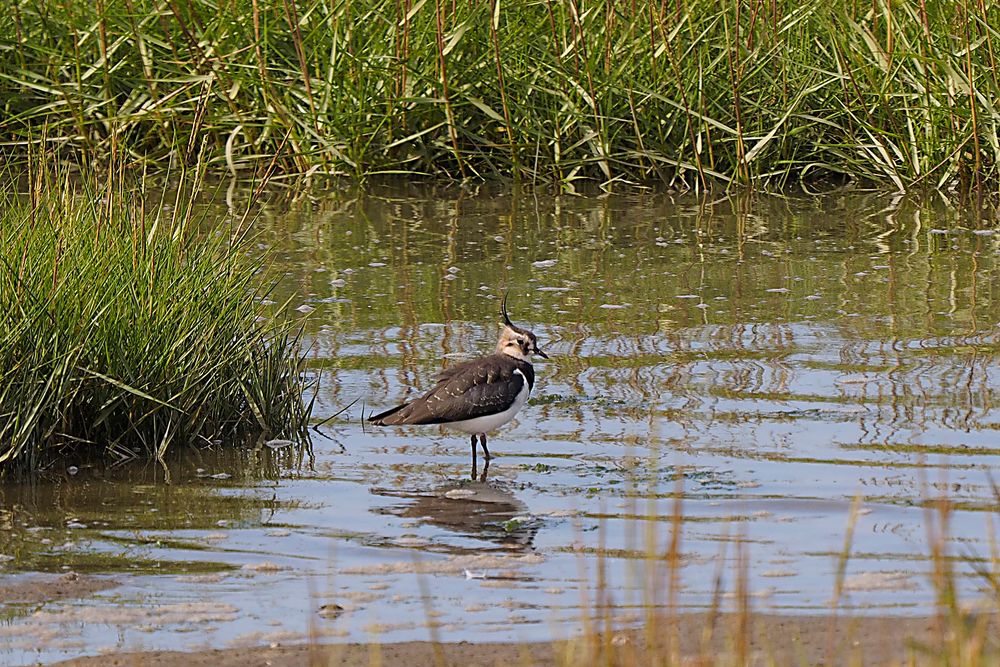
[3,187,1000,663]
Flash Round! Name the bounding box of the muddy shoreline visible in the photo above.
[48,612,954,666]
[4,569,993,666]
[1,573,118,606]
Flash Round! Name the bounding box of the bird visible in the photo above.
[368,295,548,479]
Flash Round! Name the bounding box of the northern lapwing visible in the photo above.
[368,295,548,478]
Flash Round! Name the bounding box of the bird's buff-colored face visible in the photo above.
[497,326,548,360]
[497,294,548,360]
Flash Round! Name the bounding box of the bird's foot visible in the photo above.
[471,457,491,482]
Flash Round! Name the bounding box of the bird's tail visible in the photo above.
[367,402,409,425]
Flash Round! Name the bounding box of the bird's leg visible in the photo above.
[479,434,491,461]
[479,457,490,482]
[470,434,478,480]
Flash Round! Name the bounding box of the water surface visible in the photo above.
[3,187,1000,663]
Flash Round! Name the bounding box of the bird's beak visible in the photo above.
[535,349,549,359]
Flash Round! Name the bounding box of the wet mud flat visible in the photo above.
[47,610,975,667]
[2,570,970,663]
[1,573,116,606]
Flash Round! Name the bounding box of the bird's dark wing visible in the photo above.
[369,355,532,426]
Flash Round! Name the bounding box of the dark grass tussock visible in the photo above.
[2,0,1000,191]
[0,165,311,473]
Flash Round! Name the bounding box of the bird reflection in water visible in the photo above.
[372,477,538,553]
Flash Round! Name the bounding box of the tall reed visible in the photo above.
[2,0,999,191]
[0,161,311,473]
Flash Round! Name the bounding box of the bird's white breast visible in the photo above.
[444,369,530,435]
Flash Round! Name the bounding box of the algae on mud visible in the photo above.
[0,172,311,472]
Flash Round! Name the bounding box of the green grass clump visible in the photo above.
[0,169,311,473]
[2,0,999,190]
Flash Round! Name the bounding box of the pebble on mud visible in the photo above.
[264,439,295,449]
[241,561,286,573]
[843,572,917,592]
[265,529,291,537]
[317,603,345,619]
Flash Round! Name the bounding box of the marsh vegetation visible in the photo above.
[3,0,1000,190]
[0,164,311,472]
